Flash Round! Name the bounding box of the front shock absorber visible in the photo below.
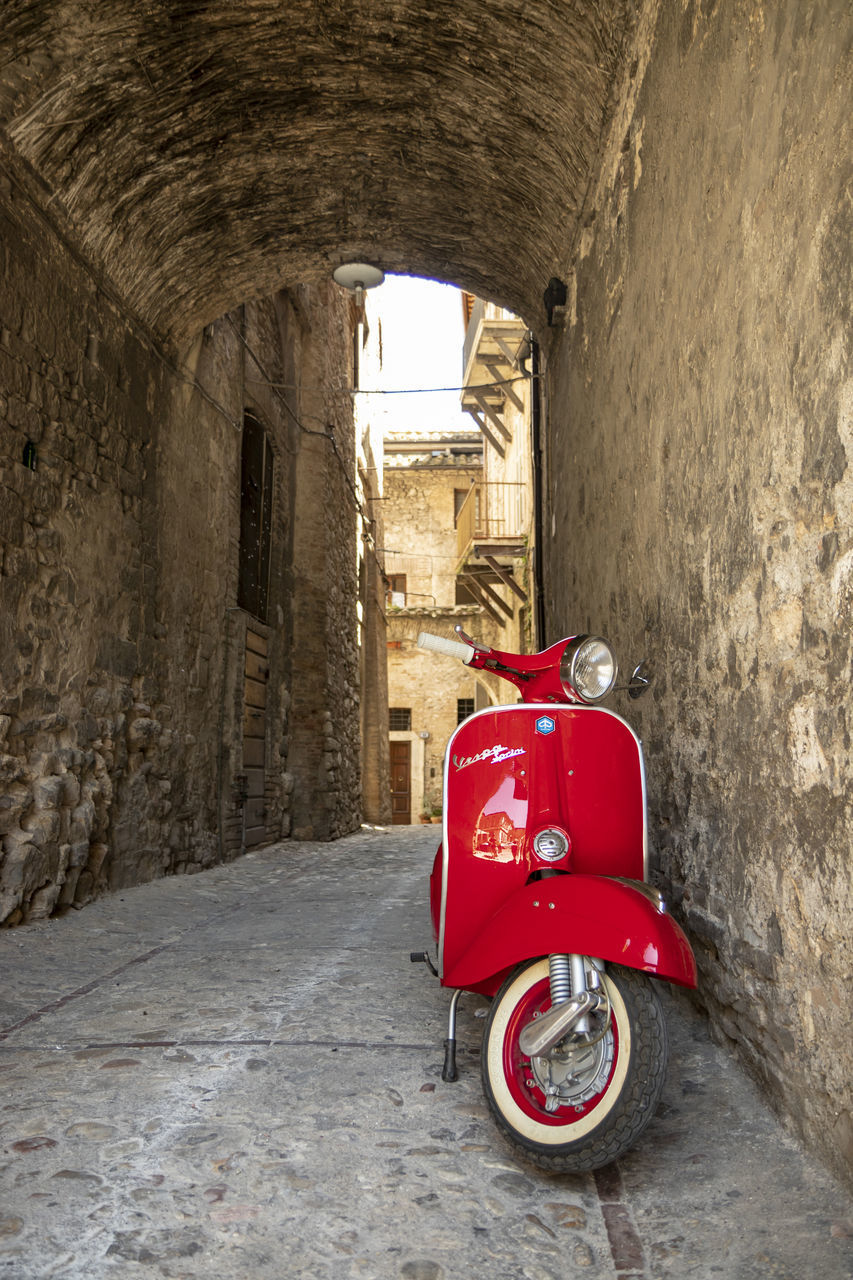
[549,954,572,1005]
[550,953,592,1035]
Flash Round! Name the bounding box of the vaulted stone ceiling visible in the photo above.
[0,0,634,345]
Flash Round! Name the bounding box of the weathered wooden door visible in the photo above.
[390,740,411,825]
[243,628,268,846]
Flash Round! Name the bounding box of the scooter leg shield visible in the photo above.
[429,845,442,941]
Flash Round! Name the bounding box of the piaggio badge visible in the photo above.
[535,715,556,735]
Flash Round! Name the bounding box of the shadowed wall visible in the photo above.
[543,0,851,1184]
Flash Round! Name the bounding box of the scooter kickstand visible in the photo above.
[442,988,463,1082]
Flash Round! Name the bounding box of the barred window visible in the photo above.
[457,698,475,724]
[389,707,412,731]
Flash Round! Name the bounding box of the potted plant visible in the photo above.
[430,805,442,824]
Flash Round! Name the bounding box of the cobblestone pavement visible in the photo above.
[0,827,850,1280]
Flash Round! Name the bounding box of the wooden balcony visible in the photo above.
[461,304,530,457]
[456,482,528,625]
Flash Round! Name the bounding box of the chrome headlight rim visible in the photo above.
[560,635,618,703]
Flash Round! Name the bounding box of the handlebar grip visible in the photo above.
[417,632,476,664]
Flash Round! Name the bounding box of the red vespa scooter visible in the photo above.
[411,626,696,1172]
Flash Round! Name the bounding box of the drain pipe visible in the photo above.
[531,337,547,648]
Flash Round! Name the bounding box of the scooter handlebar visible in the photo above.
[417,632,476,664]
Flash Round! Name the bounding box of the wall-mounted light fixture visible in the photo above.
[332,262,385,308]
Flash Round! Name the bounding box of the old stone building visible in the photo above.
[385,432,481,824]
[354,302,392,828]
[384,297,536,822]
[458,294,538,649]
[0,0,849,1185]
[383,430,523,823]
[0,191,368,917]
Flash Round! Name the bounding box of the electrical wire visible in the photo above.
[0,155,464,591]
[225,314,368,519]
[352,375,536,394]
[245,374,537,395]
[223,316,396,590]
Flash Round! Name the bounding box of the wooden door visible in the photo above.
[390,740,411,825]
[243,629,268,846]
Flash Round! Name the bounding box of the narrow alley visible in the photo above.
[1,0,851,1251]
[0,826,850,1279]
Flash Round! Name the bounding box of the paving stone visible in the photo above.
[0,827,849,1279]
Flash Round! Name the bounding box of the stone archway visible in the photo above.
[0,0,633,344]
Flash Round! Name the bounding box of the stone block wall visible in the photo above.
[384,451,532,817]
[285,299,364,841]
[384,461,481,608]
[0,173,360,922]
[0,178,169,919]
[358,429,392,828]
[543,0,851,1182]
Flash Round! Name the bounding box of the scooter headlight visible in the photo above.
[532,828,570,863]
[560,636,618,703]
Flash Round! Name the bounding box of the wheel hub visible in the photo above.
[529,1019,615,1111]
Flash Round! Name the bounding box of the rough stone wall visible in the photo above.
[384,462,482,608]
[0,178,358,920]
[0,177,171,920]
[543,0,851,1182]
[357,434,392,828]
[359,538,391,826]
[285,298,363,841]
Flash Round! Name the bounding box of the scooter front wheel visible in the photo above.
[481,958,667,1172]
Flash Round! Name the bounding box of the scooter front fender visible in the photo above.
[442,874,697,995]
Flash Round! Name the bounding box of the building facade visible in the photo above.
[354,299,392,827]
[0,190,366,922]
[384,434,488,824]
[384,297,536,823]
[458,295,537,650]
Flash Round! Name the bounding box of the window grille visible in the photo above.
[389,707,412,731]
[457,698,475,724]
